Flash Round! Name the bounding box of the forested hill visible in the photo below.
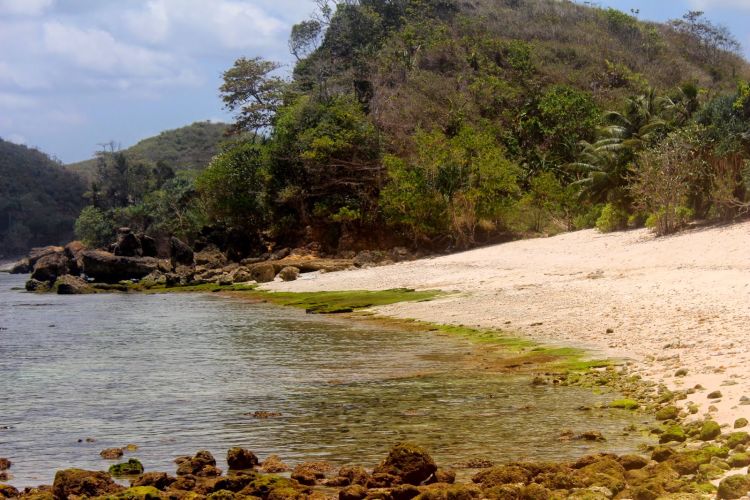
[0,139,86,256]
[71,0,750,258]
[67,121,229,182]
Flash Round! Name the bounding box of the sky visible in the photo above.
[0,0,749,164]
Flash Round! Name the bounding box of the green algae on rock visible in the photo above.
[109,459,144,476]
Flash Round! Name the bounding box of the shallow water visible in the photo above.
[0,273,652,487]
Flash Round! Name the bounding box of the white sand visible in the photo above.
[262,221,750,426]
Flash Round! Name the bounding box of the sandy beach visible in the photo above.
[263,221,750,427]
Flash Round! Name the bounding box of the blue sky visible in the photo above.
[0,0,749,163]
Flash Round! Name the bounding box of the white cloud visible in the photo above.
[124,0,171,44]
[0,0,54,16]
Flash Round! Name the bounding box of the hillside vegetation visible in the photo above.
[74,0,750,257]
[67,121,229,182]
[0,139,86,255]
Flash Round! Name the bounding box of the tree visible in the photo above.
[289,20,323,61]
[74,206,114,248]
[669,11,740,61]
[220,57,287,136]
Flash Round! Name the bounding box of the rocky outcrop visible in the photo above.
[227,447,259,470]
[140,234,158,258]
[52,469,124,499]
[25,279,50,292]
[170,237,194,267]
[373,443,437,485]
[131,471,176,490]
[250,263,276,283]
[30,251,69,282]
[81,250,160,283]
[54,275,94,295]
[63,241,86,275]
[0,458,10,471]
[176,450,220,477]
[9,258,30,274]
[28,246,64,267]
[112,228,143,257]
[195,245,227,269]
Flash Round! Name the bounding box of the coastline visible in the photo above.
[259,221,750,430]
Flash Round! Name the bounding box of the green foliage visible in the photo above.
[0,139,86,254]
[196,142,268,232]
[533,85,600,161]
[74,206,115,248]
[595,203,628,233]
[220,58,287,135]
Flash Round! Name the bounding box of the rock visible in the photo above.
[268,257,353,274]
[31,251,69,282]
[176,450,217,476]
[232,268,254,283]
[28,246,64,266]
[9,258,30,274]
[271,248,291,260]
[109,458,145,476]
[55,275,94,294]
[576,431,606,442]
[101,448,124,459]
[416,483,482,500]
[53,469,124,498]
[734,418,748,429]
[131,471,176,490]
[81,250,160,282]
[674,368,688,377]
[338,466,370,486]
[726,432,750,449]
[64,241,87,275]
[0,484,19,499]
[353,250,386,268]
[728,452,750,467]
[367,472,400,488]
[650,446,675,462]
[708,390,723,399]
[170,237,194,267]
[291,461,333,485]
[238,474,302,498]
[432,469,456,484]
[618,454,649,470]
[250,263,276,283]
[655,406,679,421]
[195,245,227,269]
[374,443,437,486]
[139,235,158,258]
[577,457,626,495]
[339,485,368,500]
[113,228,143,257]
[260,455,290,474]
[699,420,722,441]
[140,271,167,288]
[227,447,259,470]
[106,485,162,499]
[278,266,300,282]
[0,459,10,471]
[718,474,750,499]
[25,279,50,292]
[471,465,531,487]
[659,425,686,443]
[196,464,222,477]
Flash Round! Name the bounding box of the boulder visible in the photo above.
[260,455,290,473]
[52,469,124,499]
[109,459,144,476]
[131,472,176,490]
[291,462,333,486]
[170,237,194,267]
[227,447,259,470]
[81,250,159,283]
[176,450,217,476]
[373,443,437,486]
[9,258,30,274]
[25,279,51,292]
[353,250,386,268]
[232,268,254,283]
[0,484,19,499]
[718,474,750,499]
[100,448,124,459]
[55,275,94,294]
[28,246,64,266]
[195,245,227,269]
[113,228,143,257]
[0,459,10,471]
[31,251,69,282]
[278,266,300,282]
[63,240,87,275]
[339,485,368,500]
[250,263,276,283]
[139,235,158,258]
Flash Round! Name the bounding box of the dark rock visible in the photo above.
[391,484,420,500]
[271,248,291,260]
[64,241,87,275]
[9,258,30,274]
[432,469,456,484]
[53,469,123,499]
[0,459,10,471]
[100,448,124,459]
[278,266,300,282]
[339,485,368,500]
[618,454,649,470]
[367,473,400,489]
[31,251,69,282]
[109,458,144,476]
[227,447,259,470]
[113,228,143,257]
[139,235,158,258]
[471,465,531,487]
[353,250,386,268]
[338,466,370,486]
[81,250,159,283]
[373,443,437,486]
[170,237,194,267]
[291,461,332,485]
[0,484,19,498]
[195,245,227,269]
[25,279,50,292]
[196,465,222,477]
[176,450,217,476]
[131,471,176,490]
[55,275,94,294]
[650,446,675,462]
[28,246,64,267]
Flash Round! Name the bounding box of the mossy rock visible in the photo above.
[659,426,687,444]
[98,486,161,500]
[726,432,750,449]
[699,420,722,441]
[666,450,712,475]
[734,418,748,429]
[700,444,729,459]
[207,490,237,500]
[727,452,750,468]
[415,483,481,500]
[651,446,675,462]
[109,459,144,476]
[609,399,639,410]
[718,474,750,499]
[707,390,723,399]
[697,463,724,480]
[240,475,300,497]
[655,406,679,421]
[674,368,688,377]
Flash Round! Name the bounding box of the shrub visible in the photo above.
[595,203,628,233]
[74,206,114,248]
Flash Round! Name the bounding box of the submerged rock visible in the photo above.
[374,443,437,485]
[0,459,10,471]
[100,448,124,459]
[25,279,50,292]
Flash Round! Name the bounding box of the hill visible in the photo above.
[0,139,86,256]
[67,121,229,182]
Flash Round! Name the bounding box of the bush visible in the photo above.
[595,203,628,233]
[645,206,694,234]
[74,206,114,248]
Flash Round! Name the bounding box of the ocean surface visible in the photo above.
[0,273,652,487]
